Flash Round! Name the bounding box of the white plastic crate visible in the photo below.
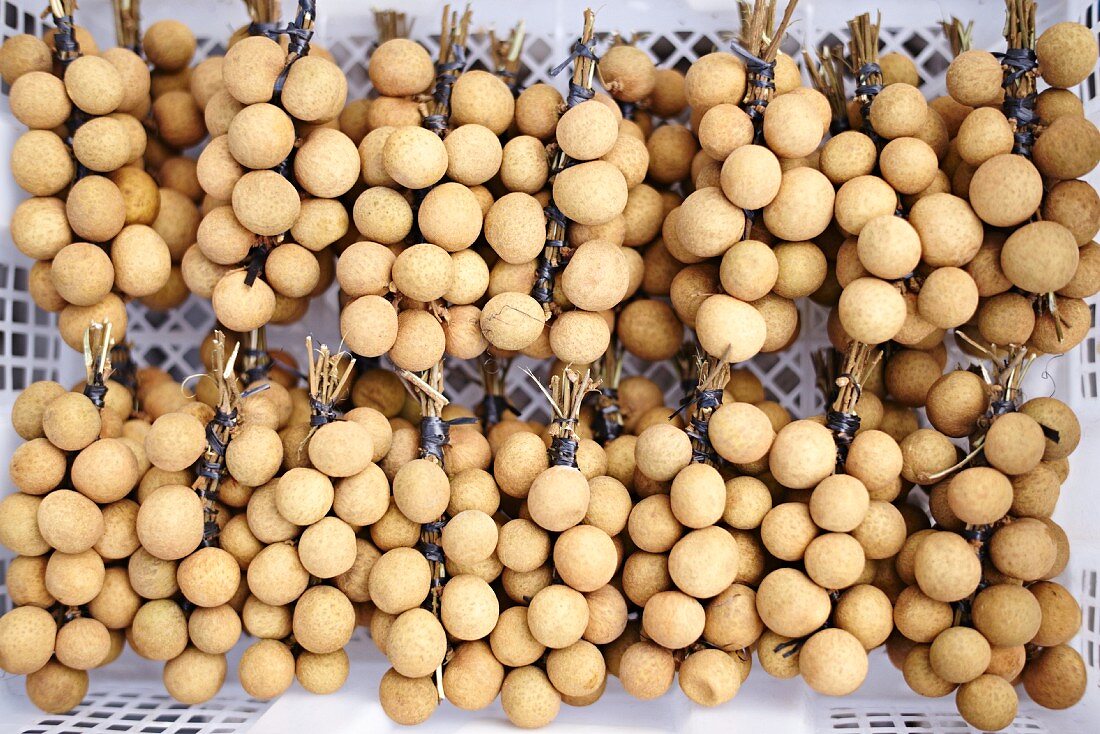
[1,0,1099,732]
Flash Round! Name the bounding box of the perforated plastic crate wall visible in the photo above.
[2,1,1100,733]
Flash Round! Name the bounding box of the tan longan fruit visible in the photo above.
[528,465,590,533]
[551,525,616,593]
[674,648,739,707]
[0,34,51,85]
[41,389,100,448]
[902,644,957,697]
[64,55,123,115]
[956,107,1014,167]
[869,83,927,139]
[450,70,514,135]
[1034,114,1100,180]
[129,598,188,661]
[698,103,753,160]
[292,584,355,655]
[984,412,1045,477]
[185,604,242,655]
[912,531,981,603]
[222,35,286,104]
[528,584,589,649]
[25,661,88,714]
[480,292,545,351]
[0,605,56,675]
[719,239,778,302]
[618,640,676,700]
[368,38,433,96]
[388,309,445,372]
[853,215,918,281]
[1019,397,1080,461]
[803,531,867,590]
[1026,581,1081,648]
[10,130,73,197]
[851,500,907,560]
[1023,644,1088,710]
[925,371,988,438]
[557,99,619,161]
[676,186,745,258]
[945,49,1002,106]
[946,467,1012,526]
[498,665,560,728]
[36,489,103,555]
[382,125,448,190]
[439,573,498,641]
[756,568,831,638]
[11,196,71,261]
[669,526,739,598]
[135,485,203,562]
[340,295,399,358]
[368,547,430,615]
[763,93,823,158]
[227,103,295,170]
[955,674,1018,731]
[809,474,869,533]
[667,462,725,528]
[548,310,610,364]
[634,423,692,483]
[10,70,71,129]
[990,517,1057,581]
[1043,180,1100,248]
[1038,21,1099,88]
[236,639,295,701]
[684,51,746,111]
[893,586,954,643]
[760,501,819,562]
[695,294,766,362]
[8,437,65,497]
[618,298,684,361]
[281,55,347,123]
[53,616,110,670]
[561,239,629,312]
[48,243,112,308]
[769,419,836,490]
[484,192,545,265]
[820,131,878,185]
[972,583,1042,647]
[11,380,66,441]
[720,475,771,530]
[385,606,446,679]
[176,546,240,609]
[763,166,836,241]
[799,628,869,696]
[554,160,629,226]
[231,170,301,237]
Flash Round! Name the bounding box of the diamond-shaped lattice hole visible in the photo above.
[693,35,715,58]
[902,32,929,58]
[649,35,675,64]
[921,50,949,79]
[526,37,552,66]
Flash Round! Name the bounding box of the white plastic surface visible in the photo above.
[1,0,1100,732]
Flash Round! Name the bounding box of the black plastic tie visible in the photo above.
[418,414,477,465]
[549,434,579,468]
[549,38,598,108]
[309,396,338,427]
[83,382,108,409]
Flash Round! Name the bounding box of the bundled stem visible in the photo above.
[82,321,115,409]
[683,354,731,466]
[399,363,457,701]
[592,337,625,445]
[423,4,472,136]
[940,16,974,57]
[490,20,526,95]
[192,332,246,547]
[531,9,598,313]
[113,0,142,53]
[479,354,514,430]
[46,0,80,62]
[524,365,601,467]
[848,12,884,143]
[240,326,273,386]
[804,44,849,134]
[999,0,1039,157]
[815,342,881,471]
[736,0,800,130]
[373,9,410,42]
[304,336,356,433]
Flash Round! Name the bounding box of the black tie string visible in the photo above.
[418,415,478,465]
[531,204,568,306]
[729,40,776,135]
[423,43,467,136]
[994,48,1039,157]
[549,38,598,108]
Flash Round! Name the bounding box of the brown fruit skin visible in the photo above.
[956,674,1018,731]
[1023,644,1088,710]
[26,661,89,714]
